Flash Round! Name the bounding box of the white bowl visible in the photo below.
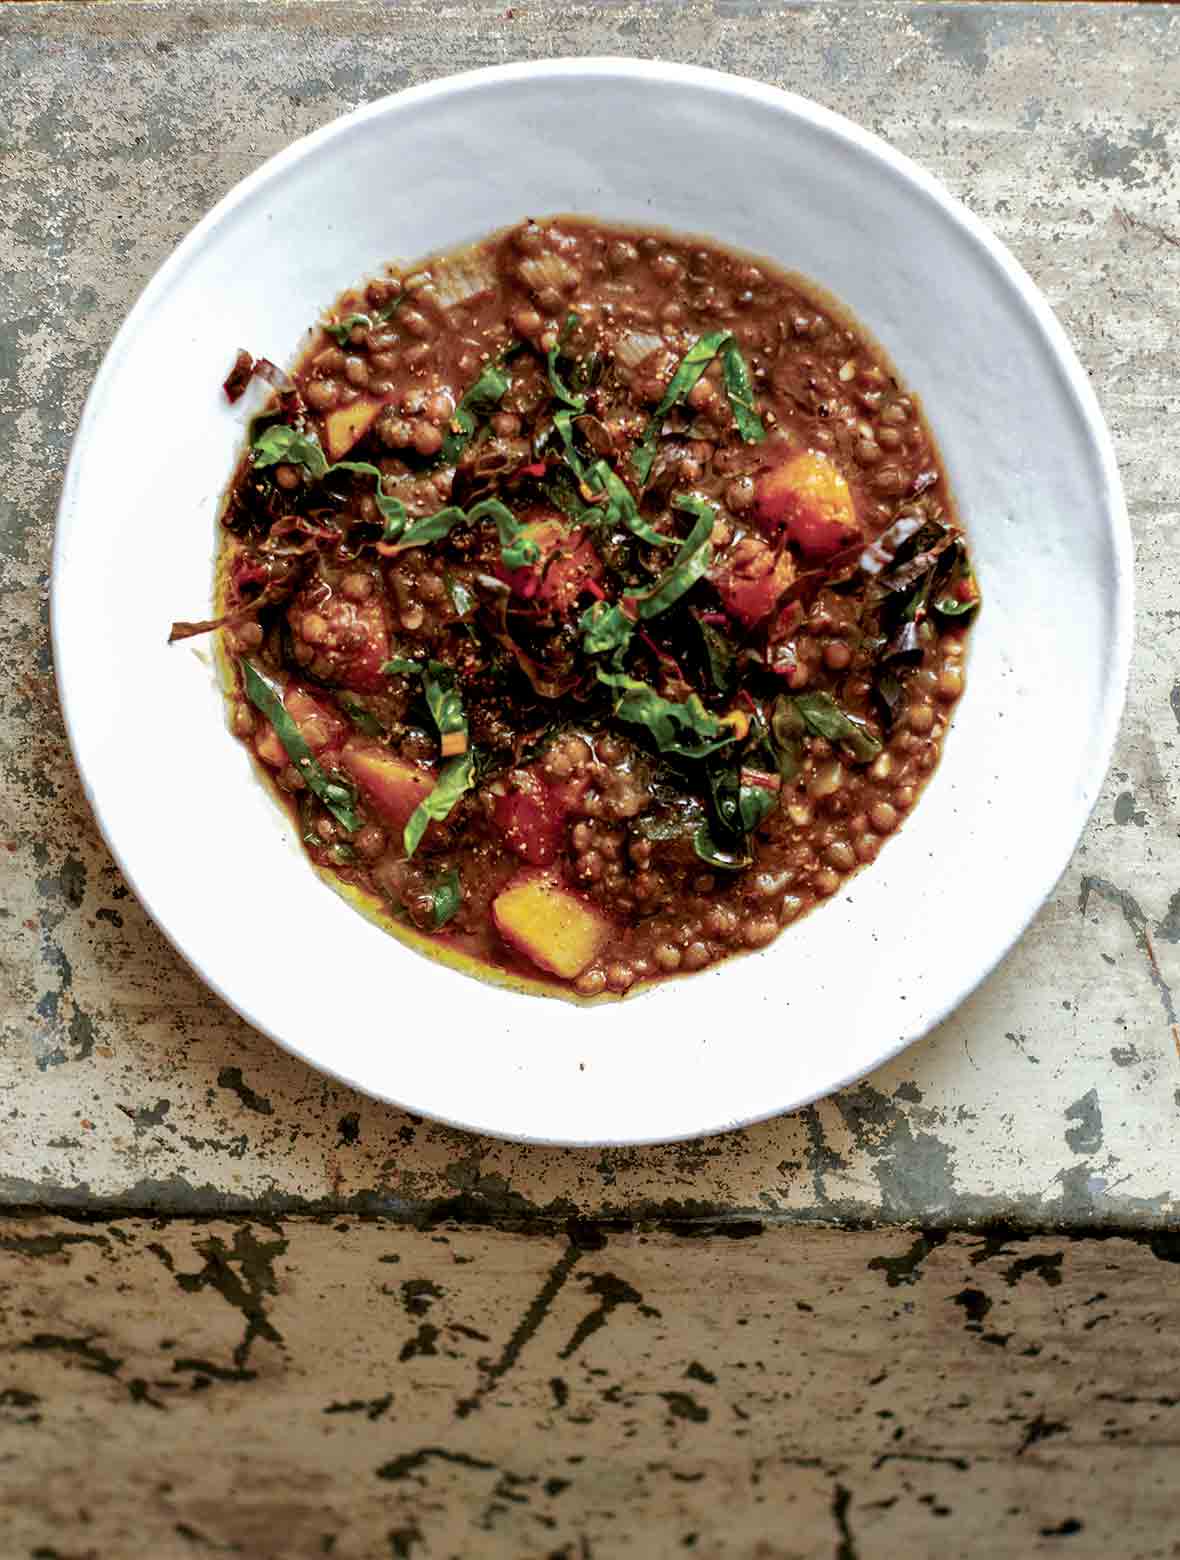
[53,59,1131,1146]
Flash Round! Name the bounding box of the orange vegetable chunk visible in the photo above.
[340,741,435,831]
[754,450,859,558]
[322,397,384,461]
[492,870,611,979]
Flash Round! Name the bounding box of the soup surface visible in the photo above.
[174,217,979,997]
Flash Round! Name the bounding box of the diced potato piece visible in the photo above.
[340,741,435,831]
[493,870,611,979]
[754,450,859,558]
[322,396,384,460]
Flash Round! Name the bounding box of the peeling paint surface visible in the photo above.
[4,1217,1180,1555]
[1,2,1179,1224]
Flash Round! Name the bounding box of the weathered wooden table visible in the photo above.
[2,3,1178,1554]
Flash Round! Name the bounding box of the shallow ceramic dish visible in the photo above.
[54,59,1131,1146]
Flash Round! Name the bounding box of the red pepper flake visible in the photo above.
[954,577,977,603]
[697,610,727,626]
[515,460,548,479]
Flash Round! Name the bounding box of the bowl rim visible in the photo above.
[52,57,1133,1145]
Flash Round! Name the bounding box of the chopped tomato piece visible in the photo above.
[710,540,796,627]
[494,510,603,610]
[493,770,567,866]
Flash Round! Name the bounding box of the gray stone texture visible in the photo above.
[1,1,1179,1225]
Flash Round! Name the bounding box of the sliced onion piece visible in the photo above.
[613,331,665,372]
[432,252,499,310]
[517,253,580,296]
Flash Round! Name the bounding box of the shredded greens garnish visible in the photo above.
[426,868,463,929]
[627,496,715,618]
[546,314,586,412]
[252,426,407,537]
[214,231,981,963]
[720,339,767,445]
[386,496,540,568]
[440,357,512,464]
[631,331,730,484]
[692,610,736,695]
[793,691,882,763]
[551,407,586,479]
[587,460,673,548]
[691,749,781,871]
[241,662,358,832]
[577,493,714,658]
[551,409,673,548]
[331,459,407,539]
[253,423,329,478]
[631,331,766,483]
[597,669,736,759]
[423,661,468,758]
[322,290,408,345]
[579,599,635,658]
[403,751,476,858]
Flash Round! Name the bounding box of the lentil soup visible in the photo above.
[173,218,979,998]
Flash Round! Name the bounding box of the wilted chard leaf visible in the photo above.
[241,662,359,832]
[793,691,881,763]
